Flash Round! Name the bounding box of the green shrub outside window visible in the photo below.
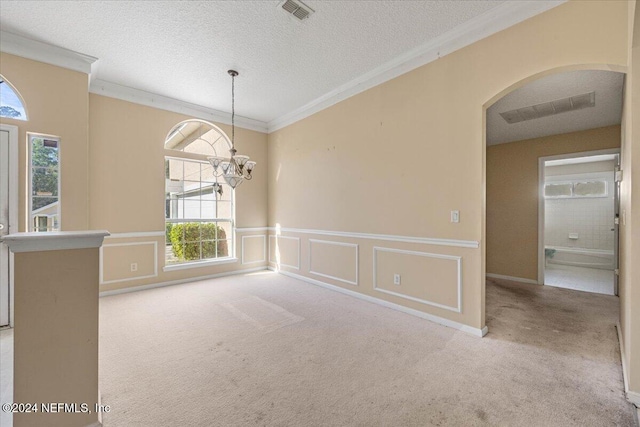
[167,222,228,261]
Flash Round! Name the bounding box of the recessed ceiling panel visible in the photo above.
[487,70,624,146]
[533,102,555,118]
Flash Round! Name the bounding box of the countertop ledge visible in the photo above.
[1,230,110,253]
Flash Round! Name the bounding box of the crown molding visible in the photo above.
[89,79,269,133]
[1,1,565,135]
[266,0,567,132]
[0,31,268,132]
[0,30,98,75]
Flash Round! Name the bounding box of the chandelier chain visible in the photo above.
[231,72,235,149]
[205,69,254,190]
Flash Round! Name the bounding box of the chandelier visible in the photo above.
[208,70,256,191]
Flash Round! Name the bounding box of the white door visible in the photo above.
[0,126,17,328]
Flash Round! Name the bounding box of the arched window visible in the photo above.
[164,120,235,267]
[0,76,28,121]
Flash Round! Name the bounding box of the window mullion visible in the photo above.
[165,151,234,266]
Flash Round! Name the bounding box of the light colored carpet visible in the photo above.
[99,271,635,426]
[0,328,13,427]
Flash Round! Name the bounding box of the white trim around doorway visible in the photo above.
[537,148,620,287]
[0,124,19,328]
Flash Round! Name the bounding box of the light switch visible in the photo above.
[451,210,460,223]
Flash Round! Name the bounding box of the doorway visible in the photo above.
[485,69,624,292]
[539,149,620,295]
[0,124,18,328]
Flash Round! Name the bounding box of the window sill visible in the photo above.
[163,257,238,272]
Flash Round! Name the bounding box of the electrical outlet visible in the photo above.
[394,274,401,285]
[131,263,138,272]
[451,210,460,223]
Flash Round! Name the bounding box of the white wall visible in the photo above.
[545,162,615,251]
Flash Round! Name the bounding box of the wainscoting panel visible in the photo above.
[373,247,461,313]
[241,235,267,265]
[309,239,358,285]
[101,241,158,284]
[268,235,300,270]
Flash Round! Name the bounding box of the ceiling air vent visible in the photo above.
[280,0,314,21]
[499,91,595,124]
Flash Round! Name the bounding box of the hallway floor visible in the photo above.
[545,264,615,295]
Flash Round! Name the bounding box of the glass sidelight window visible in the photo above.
[29,135,60,232]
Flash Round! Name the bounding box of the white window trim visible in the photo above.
[28,133,61,231]
[163,257,238,272]
[164,151,236,268]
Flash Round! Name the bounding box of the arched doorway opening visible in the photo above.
[485,68,624,292]
[481,66,627,387]
[482,65,625,422]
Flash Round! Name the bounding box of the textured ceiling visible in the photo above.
[487,70,624,146]
[0,0,506,123]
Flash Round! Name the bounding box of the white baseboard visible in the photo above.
[486,273,538,285]
[273,267,487,337]
[616,322,640,406]
[99,267,267,297]
[616,322,630,394]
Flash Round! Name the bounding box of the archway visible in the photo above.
[480,67,631,420]
[481,64,627,325]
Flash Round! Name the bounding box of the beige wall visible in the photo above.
[0,53,89,232]
[89,94,269,292]
[487,126,620,281]
[89,94,268,232]
[13,248,100,427]
[1,0,638,400]
[268,1,629,330]
[0,54,270,294]
[242,235,267,265]
[622,0,640,400]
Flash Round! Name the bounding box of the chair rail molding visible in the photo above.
[268,226,479,249]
